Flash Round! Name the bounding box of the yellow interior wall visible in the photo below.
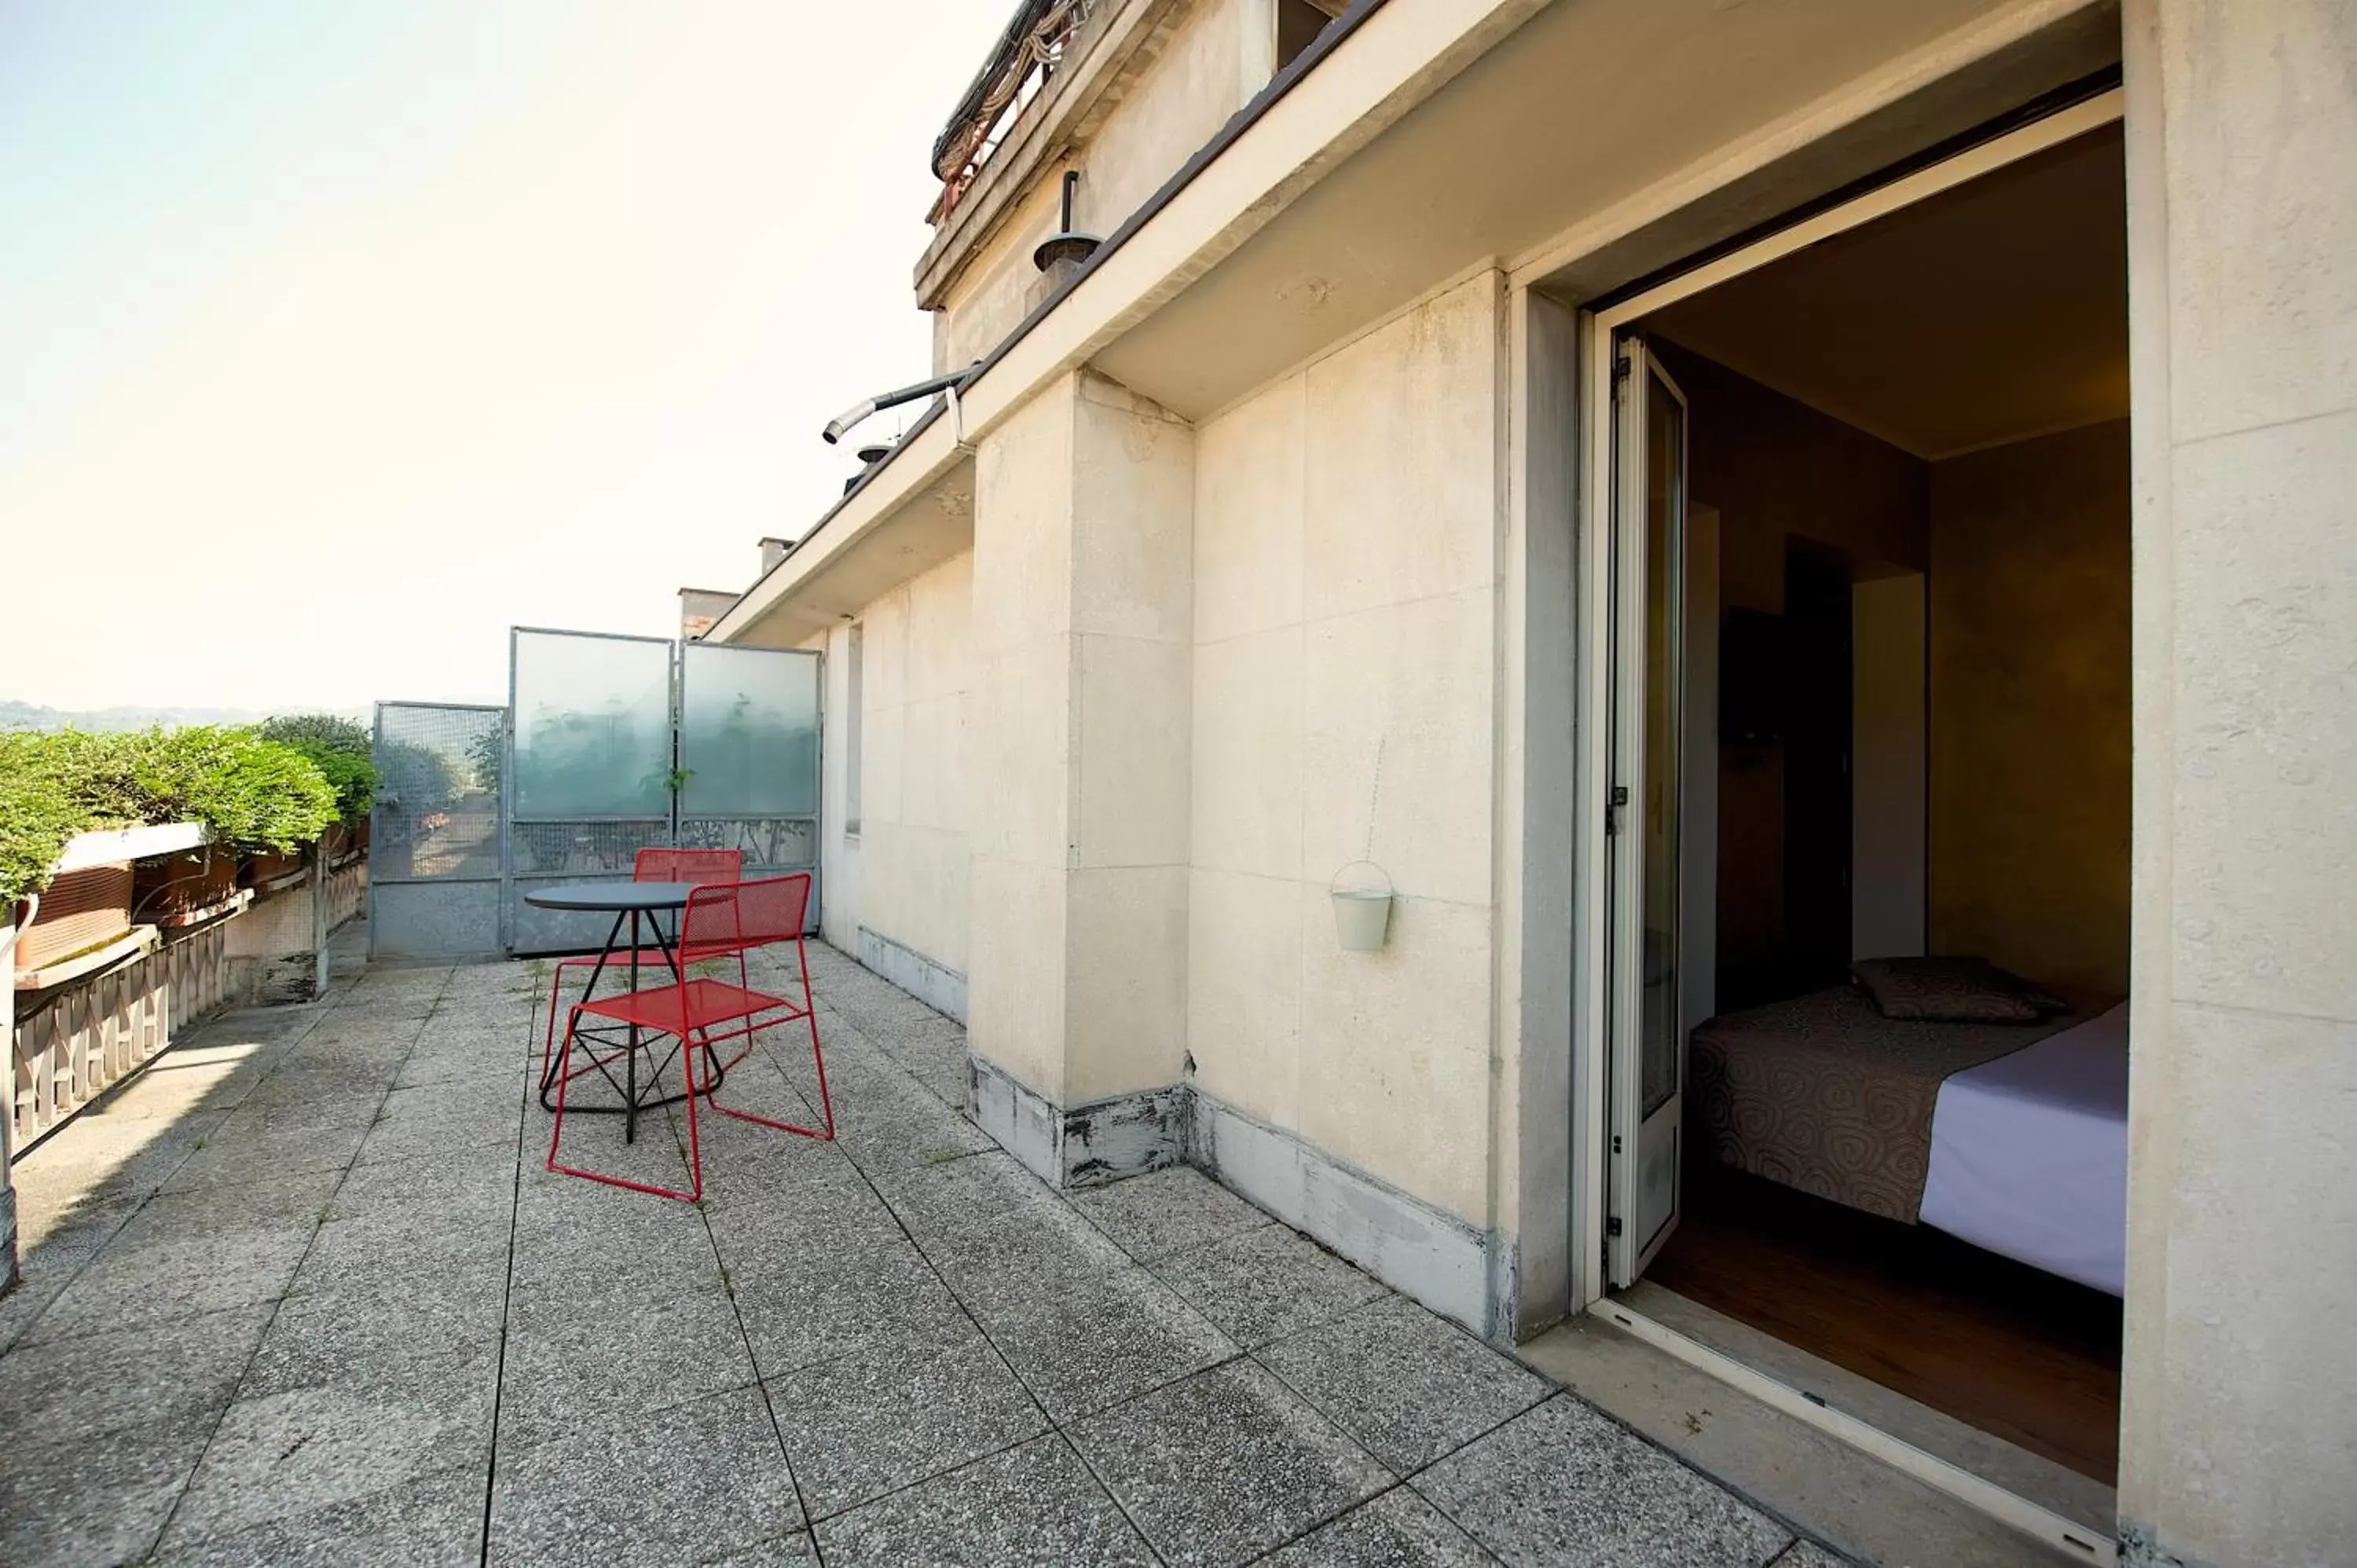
[1930,419,2132,995]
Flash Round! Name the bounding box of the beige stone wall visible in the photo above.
[967,372,1196,1108]
[933,0,1268,376]
[823,552,976,980]
[2118,1,2357,1561]
[1187,272,1504,1225]
[1928,420,2131,996]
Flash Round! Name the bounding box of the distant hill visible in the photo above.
[0,701,370,733]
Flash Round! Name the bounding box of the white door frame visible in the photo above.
[1566,81,2123,1313]
[1555,84,2128,1563]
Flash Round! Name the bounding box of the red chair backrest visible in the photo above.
[634,847,743,885]
[681,874,811,958]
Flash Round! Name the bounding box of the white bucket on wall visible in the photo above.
[1329,863,1394,953]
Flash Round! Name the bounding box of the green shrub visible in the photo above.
[261,713,370,757]
[280,738,377,824]
[0,734,111,912]
[126,727,339,852]
[0,727,342,906]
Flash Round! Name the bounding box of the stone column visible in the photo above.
[2117,3,2357,1563]
[966,370,1193,1185]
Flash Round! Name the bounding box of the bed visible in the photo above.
[1689,987,2128,1294]
[1920,1002,2129,1295]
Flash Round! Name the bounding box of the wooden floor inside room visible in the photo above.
[1646,1166,2122,1482]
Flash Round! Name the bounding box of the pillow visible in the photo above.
[1850,957,2064,1024]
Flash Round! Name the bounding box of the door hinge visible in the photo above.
[1606,1215,1624,1238]
[1611,1134,1623,1154]
[1605,786,1629,836]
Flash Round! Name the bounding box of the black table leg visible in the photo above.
[625,908,640,1145]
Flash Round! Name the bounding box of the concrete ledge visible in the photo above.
[967,1056,1186,1189]
[1189,1087,1498,1339]
[856,927,967,1024]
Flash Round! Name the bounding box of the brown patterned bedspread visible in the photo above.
[1688,985,2079,1224]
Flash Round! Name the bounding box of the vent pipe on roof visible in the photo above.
[1033,169,1101,272]
[822,365,977,447]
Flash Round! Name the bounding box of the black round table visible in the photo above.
[527,881,716,1139]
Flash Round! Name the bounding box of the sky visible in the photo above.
[0,0,1008,712]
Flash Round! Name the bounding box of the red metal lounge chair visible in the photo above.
[547,872,832,1201]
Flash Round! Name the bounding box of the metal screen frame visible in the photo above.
[501,627,823,955]
[369,701,508,960]
[504,626,678,955]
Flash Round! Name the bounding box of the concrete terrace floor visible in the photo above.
[1,942,1851,1567]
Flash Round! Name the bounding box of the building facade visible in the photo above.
[706,2,2357,1563]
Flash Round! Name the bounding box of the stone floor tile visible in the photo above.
[704,1533,820,1566]
[815,1434,1155,1568]
[486,1384,805,1566]
[731,1231,970,1379]
[152,1459,486,1567]
[1256,1295,1552,1471]
[1149,1222,1389,1350]
[829,1097,995,1173]
[168,1376,496,1544]
[357,1079,522,1164]
[1069,1164,1273,1261]
[20,1226,315,1346]
[0,1199,141,1351]
[766,1316,1050,1519]
[0,1420,213,1567]
[497,1282,756,1450]
[966,1260,1238,1423]
[288,1207,511,1302]
[871,1149,1062,1243]
[692,1131,888,1222]
[158,1118,372,1193]
[1411,1396,1793,1568]
[1260,1486,1499,1566]
[0,1303,270,1448]
[1769,1542,1855,1566]
[1069,1358,1391,1568]
[327,1143,518,1224]
[918,1191,1138,1316]
[240,1284,504,1399]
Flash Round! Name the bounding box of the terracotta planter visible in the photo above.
[134,849,240,923]
[16,863,134,973]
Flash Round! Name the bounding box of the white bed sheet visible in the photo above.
[1920,1002,2129,1295]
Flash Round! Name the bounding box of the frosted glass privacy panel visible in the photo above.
[679,643,819,817]
[511,629,675,819]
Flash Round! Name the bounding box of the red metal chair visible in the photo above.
[538,846,743,1085]
[548,873,832,1201]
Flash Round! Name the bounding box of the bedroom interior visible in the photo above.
[1606,119,2133,1502]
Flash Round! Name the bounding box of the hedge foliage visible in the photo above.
[263,713,378,826]
[0,727,343,907]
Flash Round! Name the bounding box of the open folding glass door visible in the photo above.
[1606,335,1692,1285]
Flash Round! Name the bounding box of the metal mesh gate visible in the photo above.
[370,702,506,959]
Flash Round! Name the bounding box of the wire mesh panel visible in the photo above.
[371,702,504,959]
[679,643,821,931]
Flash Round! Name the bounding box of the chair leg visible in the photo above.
[540,966,569,1088]
[548,1006,698,1203]
[798,934,834,1141]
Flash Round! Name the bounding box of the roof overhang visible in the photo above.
[713,0,2119,647]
